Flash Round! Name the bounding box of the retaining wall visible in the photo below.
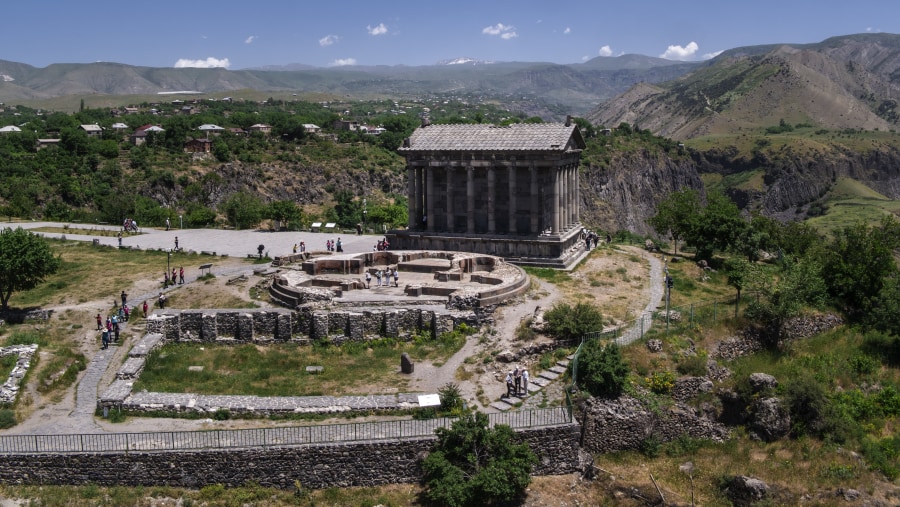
[0,424,580,490]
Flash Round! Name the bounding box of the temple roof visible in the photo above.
[398,122,585,153]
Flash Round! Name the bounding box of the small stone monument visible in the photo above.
[401,352,414,374]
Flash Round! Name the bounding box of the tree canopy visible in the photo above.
[0,228,61,310]
[422,411,536,507]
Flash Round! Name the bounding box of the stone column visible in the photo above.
[575,165,580,224]
[426,167,435,232]
[487,167,496,234]
[445,167,454,232]
[467,166,475,234]
[508,164,516,234]
[530,163,539,235]
[552,167,560,234]
[414,167,423,230]
[561,165,568,230]
[407,166,416,230]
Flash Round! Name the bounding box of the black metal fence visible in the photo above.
[0,407,572,454]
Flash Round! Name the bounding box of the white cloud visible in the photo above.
[581,55,590,61]
[482,23,518,40]
[702,50,724,60]
[319,35,339,47]
[367,23,388,36]
[866,27,881,33]
[660,41,699,61]
[329,58,357,67]
[244,35,256,44]
[174,57,231,69]
[598,45,613,57]
[563,27,571,35]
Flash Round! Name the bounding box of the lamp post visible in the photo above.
[362,199,367,233]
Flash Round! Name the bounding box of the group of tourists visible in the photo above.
[292,241,307,255]
[581,228,611,250]
[364,267,399,288]
[325,238,343,252]
[374,238,390,251]
[505,366,530,397]
[122,217,138,232]
[163,267,185,288]
[97,312,122,350]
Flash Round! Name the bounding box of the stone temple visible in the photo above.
[386,118,588,268]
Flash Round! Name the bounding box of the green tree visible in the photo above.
[648,189,701,256]
[685,191,746,261]
[576,341,629,398]
[422,411,536,507]
[724,257,752,315]
[823,217,900,322]
[0,228,61,310]
[543,302,604,342]
[745,257,828,340]
[266,200,303,231]
[221,191,265,230]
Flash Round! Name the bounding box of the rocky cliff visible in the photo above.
[580,148,704,236]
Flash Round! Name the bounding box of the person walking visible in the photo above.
[165,217,170,231]
[522,369,529,396]
[375,269,382,287]
[120,290,127,308]
[174,236,179,251]
[513,366,522,395]
[293,244,298,254]
[365,271,371,289]
[95,313,102,331]
[505,371,514,398]
[393,269,399,287]
[112,316,120,343]
[142,300,148,318]
[157,293,165,309]
[164,272,170,288]
[101,329,109,350]
[179,266,185,285]
[117,232,122,248]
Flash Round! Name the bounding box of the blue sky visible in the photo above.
[5,1,897,69]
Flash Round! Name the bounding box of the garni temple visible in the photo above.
[386,117,588,268]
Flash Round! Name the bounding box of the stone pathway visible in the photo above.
[487,248,665,411]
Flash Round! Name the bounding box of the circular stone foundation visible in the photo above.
[270,250,529,310]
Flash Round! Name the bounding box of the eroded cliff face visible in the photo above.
[691,144,900,218]
[580,149,703,236]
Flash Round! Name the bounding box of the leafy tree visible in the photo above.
[422,411,536,507]
[576,341,629,398]
[0,228,61,310]
[648,189,701,256]
[438,382,464,413]
[822,217,900,322]
[866,273,900,336]
[685,191,747,261]
[543,302,604,342]
[724,257,752,314]
[221,191,265,230]
[266,200,303,230]
[745,257,828,339]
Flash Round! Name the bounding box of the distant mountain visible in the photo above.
[587,33,900,138]
[434,57,494,66]
[0,55,699,117]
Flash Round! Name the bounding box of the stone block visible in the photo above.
[216,312,238,337]
[329,312,349,337]
[347,312,364,341]
[253,311,277,338]
[275,313,292,341]
[311,311,329,340]
[384,310,399,338]
[200,313,217,341]
[236,314,254,341]
[400,353,414,374]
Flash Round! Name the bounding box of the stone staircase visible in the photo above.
[489,357,572,412]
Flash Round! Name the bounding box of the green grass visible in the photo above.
[134,330,470,397]
[523,266,572,284]
[9,239,227,307]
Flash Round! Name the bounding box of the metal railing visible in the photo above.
[0,407,572,455]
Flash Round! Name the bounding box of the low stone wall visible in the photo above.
[0,424,581,490]
[580,396,730,454]
[146,307,458,344]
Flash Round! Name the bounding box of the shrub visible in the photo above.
[422,412,536,507]
[576,341,628,398]
[783,374,829,438]
[438,382,464,413]
[544,302,603,342]
[0,409,16,429]
[646,371,676,395]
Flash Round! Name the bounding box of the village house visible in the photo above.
[184,138,213,153]
[247,123,272,135]
[130,124,164,146]
[0,125,22,134]
[79,124,103,137]
[302,123,321,134]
